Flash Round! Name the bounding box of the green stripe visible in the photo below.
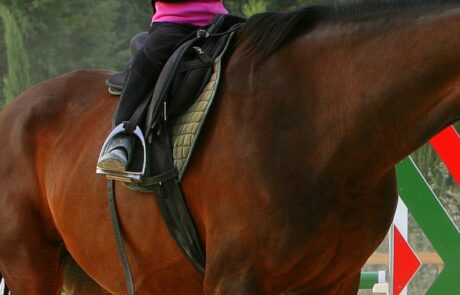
[396,157,460,295]
[359,272,380,289]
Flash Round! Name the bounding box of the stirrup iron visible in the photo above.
[96,124,147,183]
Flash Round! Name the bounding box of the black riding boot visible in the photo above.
[114,49,159,125]
[97,50,159,172]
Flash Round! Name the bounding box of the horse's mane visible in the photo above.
[237,5,331,60]
[237,0,460,60]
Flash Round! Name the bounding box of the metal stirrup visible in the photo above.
[96,124,147,182]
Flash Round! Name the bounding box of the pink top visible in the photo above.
[152,1,228,27]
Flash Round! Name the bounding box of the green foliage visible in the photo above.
[412,144,460,227]
[0,17,5,105]
[0,4,31,104]
[223,0,246,16]
[242,0,270,17]
[226,0,313,16]
[0,0,150,85]
[0,0,320,95]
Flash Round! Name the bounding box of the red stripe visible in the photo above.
[429,126,460,186]
[393,225,421,295]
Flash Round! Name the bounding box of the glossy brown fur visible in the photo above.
[1,3,460,294]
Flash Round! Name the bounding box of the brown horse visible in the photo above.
[1,2,460,294]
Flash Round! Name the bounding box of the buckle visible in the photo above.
[196,29,210,39]
[96,124,147,182]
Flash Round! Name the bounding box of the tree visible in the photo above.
[0,15,5,105]
[0,4,31,104]
[242,0,271,17]
[0,0,150,84]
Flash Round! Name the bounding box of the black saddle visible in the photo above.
[98,14,246,182]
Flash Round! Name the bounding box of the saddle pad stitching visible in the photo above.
[172,57,222,179]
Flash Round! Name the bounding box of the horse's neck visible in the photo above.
[298,7,460,181]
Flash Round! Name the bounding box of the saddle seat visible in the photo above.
[97,15,245,185]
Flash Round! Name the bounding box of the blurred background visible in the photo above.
[0,0,458,294]
[0,0,322,106]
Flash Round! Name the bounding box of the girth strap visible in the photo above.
[108,180,135,295]
[150,124,206,275]
[152,182,206,275]
[142,168,178,186]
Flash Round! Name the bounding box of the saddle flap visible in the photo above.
[145,15,246,132]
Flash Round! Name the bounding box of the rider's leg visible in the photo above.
[97,22,197,172]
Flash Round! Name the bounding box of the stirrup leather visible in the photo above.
[96,124,147,183]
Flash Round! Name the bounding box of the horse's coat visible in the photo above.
[0,2,459,294]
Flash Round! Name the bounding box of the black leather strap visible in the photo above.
[208,23,244,37]
[177,60,214,73]
[150,124,206,275]
[142,168,178,186]
[108,180,135,295]
[153,182,206,275]
[144,36,202,136]
[123,89,154,134]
